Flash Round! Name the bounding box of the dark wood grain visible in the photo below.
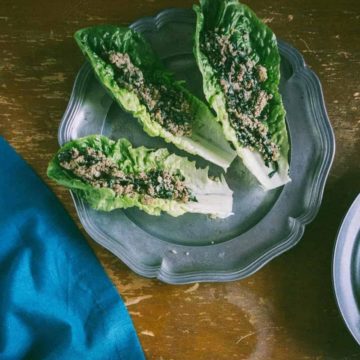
[1,0,359,359]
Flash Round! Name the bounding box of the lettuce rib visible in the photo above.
[74,26,236,170]
[47,135,233,218]
[194,0,291,189]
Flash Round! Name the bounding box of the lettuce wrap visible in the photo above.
[74,26,236,170]
[47,135,233,218]
[194,0,291,189]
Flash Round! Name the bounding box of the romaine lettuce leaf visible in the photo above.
[47,135,233,218]
[194,0,291,189]
[74,26,236,170]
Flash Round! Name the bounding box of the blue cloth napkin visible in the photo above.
[0,137,145,360]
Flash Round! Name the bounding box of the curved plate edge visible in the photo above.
[333,194,360,345]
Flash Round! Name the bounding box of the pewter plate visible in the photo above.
[333,194,360,345]
[58,9,335,284]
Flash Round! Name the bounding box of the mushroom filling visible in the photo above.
[200,29,280,167]
[58,147,197,203]
[108,52,193,137]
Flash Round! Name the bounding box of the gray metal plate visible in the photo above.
[58,9,335,284]
[333,194,360,345]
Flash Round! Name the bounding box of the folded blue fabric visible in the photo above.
[0,137,145,360]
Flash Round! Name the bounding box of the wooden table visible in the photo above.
[1,0,359,358]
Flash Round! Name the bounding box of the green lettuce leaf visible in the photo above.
[74,25,236,170]
[47,135,233,218]
[194,0,291,189]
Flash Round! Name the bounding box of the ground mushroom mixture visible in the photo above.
[58,146,196,203]
[108,52,193,137]
[200,29,280,167]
